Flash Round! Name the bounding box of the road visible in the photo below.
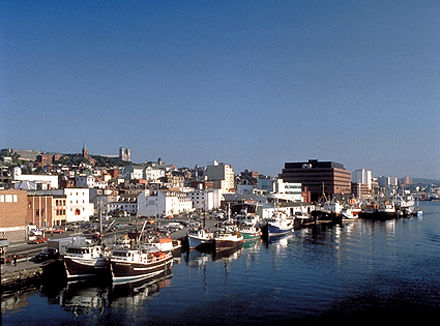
[3,217,220,259]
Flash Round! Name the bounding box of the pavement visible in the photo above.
[1,259,44,275]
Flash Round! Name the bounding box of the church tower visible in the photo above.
[82,142,89,159]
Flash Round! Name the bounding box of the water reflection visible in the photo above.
[1,292,31,314]
[56,272,172,315]
[58,281,109,315]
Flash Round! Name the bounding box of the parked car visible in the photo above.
[167,222,184,230]
[36,247,59,261]
[48,228,66,234]
[28,237,48,244]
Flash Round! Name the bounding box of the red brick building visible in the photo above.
[0,190,28,242]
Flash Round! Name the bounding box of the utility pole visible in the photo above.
[99,195,102,235]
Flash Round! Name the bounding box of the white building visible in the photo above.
[75,175,108,189]
[137,189,193,217]
[107,197,138,215]
[258,178,302,202]
[64,188,94,223]
[188,188,223,211]
[123,165,145,180]
[205,160,235,193]
[12,167,58,189]
[144,166,165,181]
[352,169,373,190]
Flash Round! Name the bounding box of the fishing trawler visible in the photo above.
[110,245,173,284]
[63,238,110,280]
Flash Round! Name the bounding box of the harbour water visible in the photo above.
[3,202,440,325]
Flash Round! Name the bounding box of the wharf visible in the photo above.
[1,259,64,293]
[0,218,345,293]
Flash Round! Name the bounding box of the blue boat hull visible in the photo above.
[267,223,293,237]
[188,234,214,250]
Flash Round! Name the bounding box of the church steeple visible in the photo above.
[82,142,89,159]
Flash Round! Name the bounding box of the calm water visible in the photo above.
[3,202,440,325]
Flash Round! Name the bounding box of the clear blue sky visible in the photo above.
[1,1,439,179]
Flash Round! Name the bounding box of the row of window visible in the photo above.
[0,194,18,203]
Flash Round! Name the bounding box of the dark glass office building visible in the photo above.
[279,159,351,202]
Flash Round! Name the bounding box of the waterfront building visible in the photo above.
[137,189,193,217]
[107,194,138,215]
[29,189,93,223]
[27,193,67,228]
[0,189,28,242]
[205,160,235,193]
[188,187,222,211]
[351,182,372,200]
[63,188,93,223]
[279,159,351,202]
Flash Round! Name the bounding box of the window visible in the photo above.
[0,195,4,202]
[13,195,18,202]
[5,195,12,202]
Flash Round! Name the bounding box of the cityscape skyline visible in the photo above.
[1,1,439,179]
[1,144,433,182]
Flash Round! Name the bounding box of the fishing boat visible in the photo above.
[110,245,173,284]
[294,211,313,220]
[187,229,215,250]
[63,239,110,280]
[239,225,262,241]
[211,203,243,251]
[341,208,357,219]
[267,210,294,237]
[144,236,182,257]
[214,230,243,251]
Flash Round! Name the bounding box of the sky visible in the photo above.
[1,0,439,179]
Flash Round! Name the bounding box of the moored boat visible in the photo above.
[266,210,294,237]
[187,229,215,250]
[145,236,182,257]
[239,225,261,241]
[110,246,173,284]
[341,208,357,219]
[63,239,110,280]
[214,231,243,251]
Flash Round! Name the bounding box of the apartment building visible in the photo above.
[205,161,235,193]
